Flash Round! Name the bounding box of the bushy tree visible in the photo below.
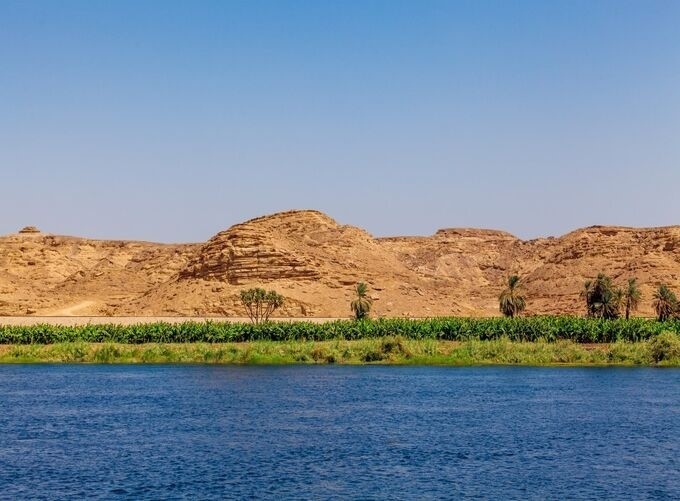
[240,288,284,324]
[350,282,372,320]
[582,273,622,319]
[623,277,642,320]
[499,275,526,318]
[653,284,678,321]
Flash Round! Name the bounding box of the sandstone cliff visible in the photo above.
[0,212,678,317]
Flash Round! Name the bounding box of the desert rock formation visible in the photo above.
[1,210,678,317]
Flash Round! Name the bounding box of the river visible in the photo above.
[0,365,678,499]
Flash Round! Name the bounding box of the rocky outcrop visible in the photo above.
[0,211,678,317]
[178,211,322,283]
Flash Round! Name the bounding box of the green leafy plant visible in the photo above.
[582,273,622,319]
[623,277,642,320]
[649,331,680,363]
[240,288,284,324]
[0,316,679,345]
[350,282,373,320]
[499,275,527,318]
[653,284,678,322]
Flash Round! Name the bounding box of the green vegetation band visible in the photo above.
[0,317,679,344]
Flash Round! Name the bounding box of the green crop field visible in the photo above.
[1,316,679,344]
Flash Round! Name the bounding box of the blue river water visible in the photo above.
[0,365,678,499]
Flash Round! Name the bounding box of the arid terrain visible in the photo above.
[1,210,678,319]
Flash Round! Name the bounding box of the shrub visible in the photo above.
[361,348,384,363]
[649,331,680,363]
[381,336,412,358]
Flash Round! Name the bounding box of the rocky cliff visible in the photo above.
[1,212,678,317]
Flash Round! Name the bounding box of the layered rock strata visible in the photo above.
[0,211,678,317]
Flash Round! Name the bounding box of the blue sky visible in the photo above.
[1,0,678,242]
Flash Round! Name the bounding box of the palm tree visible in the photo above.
[350,282,373,320]
[498,275,526,318]
[623,278,642,320]
[581,273,622,319]
[653,284,678,321]
[240,288,284,324]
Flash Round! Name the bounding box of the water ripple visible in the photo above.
[0,365,678,499]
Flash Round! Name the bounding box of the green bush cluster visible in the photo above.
[649,331,680,363]
[1,316,679,345]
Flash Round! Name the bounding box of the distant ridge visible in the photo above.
[1,212,678,317]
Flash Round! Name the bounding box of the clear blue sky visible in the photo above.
[1,0,678,242]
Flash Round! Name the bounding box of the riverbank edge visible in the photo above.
[1,338,678,366]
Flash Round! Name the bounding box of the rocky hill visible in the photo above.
[1,211,678,317]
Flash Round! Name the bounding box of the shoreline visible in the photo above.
[1,338,678,366]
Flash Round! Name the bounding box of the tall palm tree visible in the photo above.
[581,273,622,319]
[653,284,677,321]
[350,282,373,320]
[499,275,527,318]
[623,278,642,320]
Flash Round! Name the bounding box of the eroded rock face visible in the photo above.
[179,211,323,284]
[0,212,678,317]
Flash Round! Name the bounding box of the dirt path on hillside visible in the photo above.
[42,301,98,316]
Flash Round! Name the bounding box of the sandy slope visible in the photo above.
[1,210,678,318]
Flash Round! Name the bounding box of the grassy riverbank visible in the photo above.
[1,334,679,366]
